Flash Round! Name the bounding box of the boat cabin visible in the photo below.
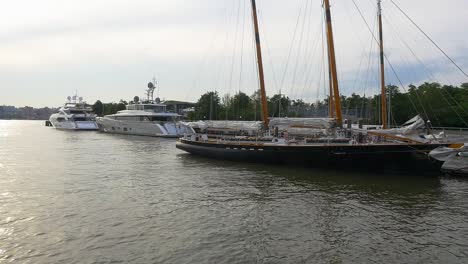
[126,103,166,112]
[107,115,178,122]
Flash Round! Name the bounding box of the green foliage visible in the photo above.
[193,91,223,120]
[92,100,103,115]
[268,94,291,118]
[93,99,129,116]
[225,92,254,120]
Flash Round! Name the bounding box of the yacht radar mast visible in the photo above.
[146,81,156,103]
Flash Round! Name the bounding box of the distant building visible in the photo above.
[163,100,195,118]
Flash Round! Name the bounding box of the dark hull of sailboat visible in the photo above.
[176,139,449,174]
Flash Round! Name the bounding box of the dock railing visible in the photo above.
[432,127,468,140]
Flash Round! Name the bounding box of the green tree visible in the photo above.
[116,100,127,112]
[289,99,309,117]
[92,100,104,116]
[194,91,222,120]
[249,90,263,120]
[226,92,254,120]
[268,94,290,118]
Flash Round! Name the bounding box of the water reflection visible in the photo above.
[177,153,443,200]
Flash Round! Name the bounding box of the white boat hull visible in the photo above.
[48,96,98,131]
[50,120,99,130]
[96,117,194,137]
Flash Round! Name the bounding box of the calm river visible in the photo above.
[1,120,467,263]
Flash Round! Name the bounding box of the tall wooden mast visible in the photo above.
[326,34,335,118]
[378,0,388,128]
[323,0,343,125]
[250,0,269,128]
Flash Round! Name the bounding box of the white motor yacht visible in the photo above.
[49,95,98,130]
[96,81,195,137]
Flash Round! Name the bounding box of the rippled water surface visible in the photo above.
[1,120,468,263]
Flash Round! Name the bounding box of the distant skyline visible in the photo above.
[1,0,467,107]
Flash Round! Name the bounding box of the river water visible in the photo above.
[1,120,467,263]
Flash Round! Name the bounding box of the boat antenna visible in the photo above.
[152,76,159,99]
[323,0,343,126]
[377,0,388,128]
[250,0,270,129]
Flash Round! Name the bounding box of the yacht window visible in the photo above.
[136,105,144,111]
[140,116,151,121]
[115,116,139,121]
[57,117,65,122]
[144,105,166,112]
[150,116,173,122]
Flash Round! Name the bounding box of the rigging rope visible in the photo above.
[389,0,468,79]
[350,0,426,121]
[257,9,280,92]
[279,0,307,94]
[228,0,242,120]
[299,4,325,104]
[295,0,315,102]
[238,0,247,94]
[289,0,310,103]
[381,9,468,127]
[340,0,379,115]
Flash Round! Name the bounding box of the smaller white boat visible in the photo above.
[49,95,98,130]
[441,153,468,177]
[96,81,195,138]
[430,144,468,176]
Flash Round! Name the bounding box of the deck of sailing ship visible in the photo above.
[177,0,466,174]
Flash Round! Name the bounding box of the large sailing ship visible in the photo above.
[176,0,463,173]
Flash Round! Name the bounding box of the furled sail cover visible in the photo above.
[377,115,426,135]
[184,121,263,132]
[185,118,336,132]
[269,118,336,129]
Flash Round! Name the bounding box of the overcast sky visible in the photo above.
[1,0,467,107]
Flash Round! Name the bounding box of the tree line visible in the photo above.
[92,100,128,116]
[92,96,146,116]
[188,82,468,127]
[0,106,56,120]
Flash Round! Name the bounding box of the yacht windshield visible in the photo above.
[150,116,175,122]
[70,110,85,114]
[144,105,166,112]
[113,116,176,122]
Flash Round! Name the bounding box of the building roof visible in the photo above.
[163,100,195,105]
